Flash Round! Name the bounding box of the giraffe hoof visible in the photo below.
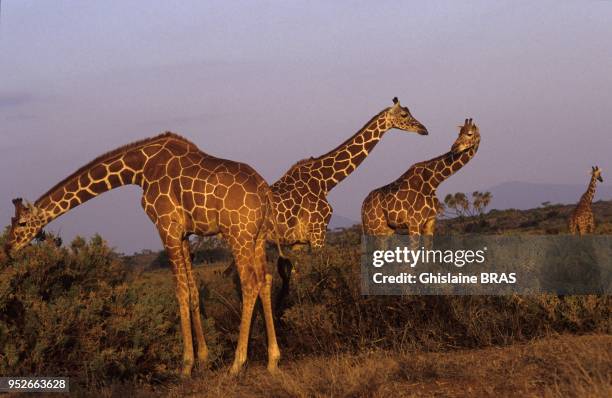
[267,363,280,375]
[180,367,192,379]
[197,349,209,365]
[229,363,244,376]
[180,358,194,378]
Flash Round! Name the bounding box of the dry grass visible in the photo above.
[92,334,611,398]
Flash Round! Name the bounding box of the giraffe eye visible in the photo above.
[18,222,27,227]
[400,112,408,117]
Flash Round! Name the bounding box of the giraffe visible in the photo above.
[4,132,282,376]
[569,166,603,235]
[232,97,427,314]
[362,118,480,238]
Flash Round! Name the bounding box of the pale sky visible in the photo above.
[1,1,611,253]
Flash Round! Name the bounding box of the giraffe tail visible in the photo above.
[264,188,285,258]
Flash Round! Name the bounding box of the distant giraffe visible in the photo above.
[259,97,427,313]
[362,118,480,237]
[4,132,282,376]
[569,166,603,235]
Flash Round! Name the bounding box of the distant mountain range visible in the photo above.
[328,181,612,229]
[329,214,358,229]
[486,181,612,210]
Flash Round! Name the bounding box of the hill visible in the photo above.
[485,181,612,210]
[328,213,358,229]
[438,199,612,235]
[124,200,612,271]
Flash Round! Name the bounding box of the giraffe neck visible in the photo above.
[579,176,598,206]
[284,110,390,193]
[32,134,182,224]
[410,144,479,191]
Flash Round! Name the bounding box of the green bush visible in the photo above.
[0,233,220,386]
[278,244,611,356]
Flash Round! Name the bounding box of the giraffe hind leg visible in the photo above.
[228,239,263,375]
[255,237,281,373]
[588,218,595,234]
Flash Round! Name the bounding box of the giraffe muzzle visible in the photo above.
[415,124,428,135]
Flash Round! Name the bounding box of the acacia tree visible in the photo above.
[441,191,492,218]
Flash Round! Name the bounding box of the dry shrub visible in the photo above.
[278,244,611,357]
[0,233,221,386]
[0,226,609,392]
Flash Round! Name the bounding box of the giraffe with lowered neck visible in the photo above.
[4,132,283,376]
[569,166,603,235]
[263,97,428,312]
[362,118,480,237]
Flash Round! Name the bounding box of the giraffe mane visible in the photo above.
[409,152,451,170]
[36,132,197,203]
[284,109,388,173]
[288,157,316,169]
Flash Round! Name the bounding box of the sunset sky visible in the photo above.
[1,1,611,252]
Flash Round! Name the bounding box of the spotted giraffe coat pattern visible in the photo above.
[5,132,282,376]
[569,166,603,235]
[362,118,480,236]
[269,97,428,250]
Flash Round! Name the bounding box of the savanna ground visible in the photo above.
[1,200,611,397]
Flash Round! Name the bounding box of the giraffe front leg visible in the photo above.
[155,219,195,377]
[422,218,436,249]
[182,240,209,367]
[568,219,577,235]
[408,222,421,250]
[588,218,596,234]
[163,241,195,377]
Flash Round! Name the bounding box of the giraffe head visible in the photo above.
[385,97,428,135]
[592,166,603,183]
[4,198,47,257]
[451,118,480,153]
